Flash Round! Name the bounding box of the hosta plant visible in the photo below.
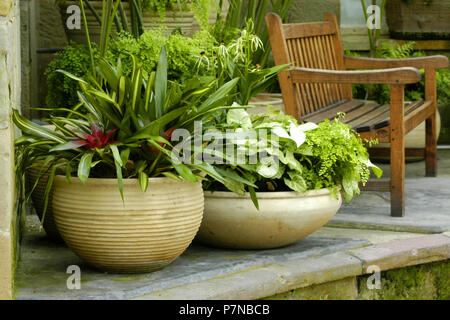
[202,108,383,208]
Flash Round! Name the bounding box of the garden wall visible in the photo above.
[0,0,21,300]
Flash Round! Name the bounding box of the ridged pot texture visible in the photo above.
[52,176,204,274]
[197,189,342,249]
[26,166,62,242]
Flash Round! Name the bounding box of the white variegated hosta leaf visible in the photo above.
[256,156,280,178]
[289,124,306,147]
[284,174,307,193]
[298,122,319,132]
[227,109,252,129]
[285,150,302,172]
[272,126,291,139]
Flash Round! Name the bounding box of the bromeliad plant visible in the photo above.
[202,108,383,208]
[14,46,249,217]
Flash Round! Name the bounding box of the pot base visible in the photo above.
[197,189,342,250]
[52,176,204,274]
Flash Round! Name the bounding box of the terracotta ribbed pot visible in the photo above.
[26,166,63,242]
[197,189,341,249]
[52,176,204,273]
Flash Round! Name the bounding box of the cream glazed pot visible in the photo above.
[197,189,342,249]
[52,176,204,274]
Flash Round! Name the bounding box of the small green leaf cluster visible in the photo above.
[45,43,97,109]
[110,28,214,80]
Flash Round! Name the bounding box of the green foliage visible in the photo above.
[437,68,450,106]
[143,0,216,28]
[203,109,382,207]
[110,28,214,80]
[15,48,247,217]
[46,28,213,108]
[45,43,94,108]
[198,20,289,105]
[212,0,292,68]
[19,2,251,220]
[358,260,449,300]
[350,41,450,105]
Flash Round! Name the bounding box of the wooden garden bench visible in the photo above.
[266,12,449,217]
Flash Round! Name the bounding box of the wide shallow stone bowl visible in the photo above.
[52,176,204,274]
[197,189,342,249]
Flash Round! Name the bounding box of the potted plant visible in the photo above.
[15,0,248,273]
[15,45,248,273]
[197,109,382,249]
[386,0,450,40]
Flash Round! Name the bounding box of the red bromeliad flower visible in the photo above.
[150,127,176,154]
[75,124,118,150]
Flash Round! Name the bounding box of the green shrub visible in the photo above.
[45,29,214,109]
[109,28,214,80]
[45,43,94,108]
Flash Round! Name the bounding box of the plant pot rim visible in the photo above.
[204,188,336,199]
[54,175,192,185]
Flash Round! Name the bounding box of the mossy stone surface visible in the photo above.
[358,260,450,300]
[264,277,358,300]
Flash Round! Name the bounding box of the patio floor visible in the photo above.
[14,150,450,300]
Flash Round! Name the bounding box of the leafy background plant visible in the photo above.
[349,41,450,106]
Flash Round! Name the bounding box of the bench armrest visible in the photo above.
[289,67,421,85]
[344,55,449,70]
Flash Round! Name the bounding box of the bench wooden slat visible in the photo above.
[283,21,335,39]
[303,100,364,123]
[348,104,389,129]
[340,101,380,124]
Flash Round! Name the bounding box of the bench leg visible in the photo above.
[425,68,438,177]
[390,135,406,217]
[425,114,437,177]
[390,85,405,217]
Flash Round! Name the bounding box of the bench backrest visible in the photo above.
[266,12,353,120]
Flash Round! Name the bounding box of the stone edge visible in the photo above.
[132,234,450,300]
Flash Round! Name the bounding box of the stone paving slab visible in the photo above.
[16,216,450,300]
[15,221,368,300]
[348,234,450,272]
[310,227,420,244]
[327,150,450,233]
[134,252,363,300]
